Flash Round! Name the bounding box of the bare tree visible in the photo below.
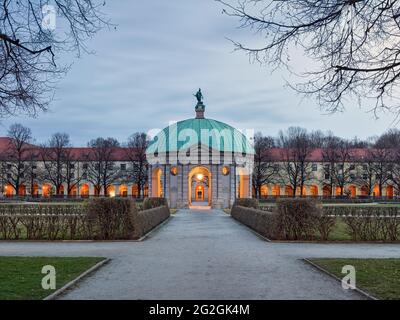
[375,129,400,148]
[219,0,400,116]
[40,132,71,195]
[252,132,277,198]
[370,145,394,196]
[278,127,314,197]
[390,149,400,197]
[85,137,120,196]
[64,148,85,196]
[125,133,149,198]
[0,1,110,117]
[355,149,376,196]
[2,123,33,195]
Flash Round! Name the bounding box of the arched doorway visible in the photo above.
[80,184,89,198]
[188,166,211,207]
[119,185,128,197]
[42,184,52,198]
[285,186,294,197]
[309,185,318,197]
[238,168,250,198]
[348,185,357,198]
[151,168,163,197]
[386,186,394,199]
[323,185,332,198]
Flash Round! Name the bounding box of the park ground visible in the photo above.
[0,209,399,299]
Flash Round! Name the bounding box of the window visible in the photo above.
[32,173,37,179]
[349,164,355,170]
[350,174,355,180]
[363,164,368,171]
[325,173,330,180]
[337,164,344,170]
[312,163,318,172]
[7,164,11,169]
[363,174,368,180]
[120,164,126,171]
[82,173,87,179]
[70,164,75,170]
[82,163,88,169]
[7,173,11,179]
[70,172,74,179]
[32,164,37,169]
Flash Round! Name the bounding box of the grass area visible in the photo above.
[0,256,105,300]
[309,258,400,300]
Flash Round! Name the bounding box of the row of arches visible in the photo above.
[3,183,148,198]
[255,184,396,198]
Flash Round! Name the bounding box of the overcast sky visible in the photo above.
[0,0,397,146]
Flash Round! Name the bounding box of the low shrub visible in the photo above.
[275,198,325,240]
[234,198,259,209]
[142,197,168,210]
[86,198,137,240]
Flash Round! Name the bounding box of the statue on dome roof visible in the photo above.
[194,88,203,103]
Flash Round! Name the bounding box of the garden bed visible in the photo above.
[0,256,105,300]
[0,198,170,240]
[308,258,400,300]
[232,199,400,242]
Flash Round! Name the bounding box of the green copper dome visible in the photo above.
[146,118,254,154]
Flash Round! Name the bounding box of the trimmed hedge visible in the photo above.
[231,205,277,239]
[235,199,400,241]
[132,205,170,239]
[232,198,336,241]
[0,198,170,240]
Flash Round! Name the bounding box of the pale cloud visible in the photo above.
[0,0,396,145]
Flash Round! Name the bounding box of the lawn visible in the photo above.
[0,256,105,300]
[309,258,400,300]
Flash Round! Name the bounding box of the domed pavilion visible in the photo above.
[146,90,254,209]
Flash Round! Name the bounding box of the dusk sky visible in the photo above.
[0,0,396,146]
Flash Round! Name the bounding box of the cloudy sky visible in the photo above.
[0,0,397,146]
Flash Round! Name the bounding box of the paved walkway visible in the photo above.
[1,209,400,299]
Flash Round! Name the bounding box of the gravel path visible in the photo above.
[1,209,399,300]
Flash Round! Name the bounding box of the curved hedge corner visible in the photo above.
[142,197,168,210]
[231,205,276,240]
[233,198,259,209]
[132,205,170,239]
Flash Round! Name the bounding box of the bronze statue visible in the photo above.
[194,88,203,103]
